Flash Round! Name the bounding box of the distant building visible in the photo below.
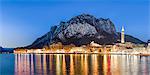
[148,40,150,46]
[90,41,102,47]
[121,26,125,44]
[70,47,85,53]
[147,40,150,48]
[147,40,150,51]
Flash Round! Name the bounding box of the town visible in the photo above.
[14,26,150,56]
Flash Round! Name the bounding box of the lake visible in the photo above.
[0,54,150,75]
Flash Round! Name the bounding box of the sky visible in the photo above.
[0,0,150,48]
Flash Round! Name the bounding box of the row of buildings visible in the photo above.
[14,26,150,54]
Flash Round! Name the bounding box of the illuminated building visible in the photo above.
[121,26,125,44]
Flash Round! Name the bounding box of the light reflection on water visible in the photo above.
[1,54,150,75]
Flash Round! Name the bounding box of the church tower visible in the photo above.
[121,26,125,44]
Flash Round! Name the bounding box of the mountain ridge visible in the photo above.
[25,14,145,49]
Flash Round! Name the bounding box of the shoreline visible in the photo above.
[12,52,150,56]
[1,51,150,56]
[12,46,150,56]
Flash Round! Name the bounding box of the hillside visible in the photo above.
[26,14,145,49]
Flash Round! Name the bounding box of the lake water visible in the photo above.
[0,54,150,75]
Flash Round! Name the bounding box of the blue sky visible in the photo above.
[0,0,150,48]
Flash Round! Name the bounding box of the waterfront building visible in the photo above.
[121,26,125,44]
[147,40,150,51]
[70,47,85,53]
[90,41,102,47]
[148,40,150,46]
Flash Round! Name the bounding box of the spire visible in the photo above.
[121,26,125,44]
[121,26,124,32]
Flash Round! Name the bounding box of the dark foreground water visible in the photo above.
[0,54,150,75]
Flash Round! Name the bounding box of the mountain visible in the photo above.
[0,46,2,51]
[26,14,145,49]
[0,46,14,53]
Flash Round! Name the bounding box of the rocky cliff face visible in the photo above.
[26,14,143,49]
[54,14,118,45]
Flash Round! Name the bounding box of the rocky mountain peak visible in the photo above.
[26,14,144,48]
[68,14,96,25]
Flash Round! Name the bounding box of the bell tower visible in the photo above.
[121,26,125,44]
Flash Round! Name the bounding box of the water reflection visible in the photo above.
[14,54,150,75]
